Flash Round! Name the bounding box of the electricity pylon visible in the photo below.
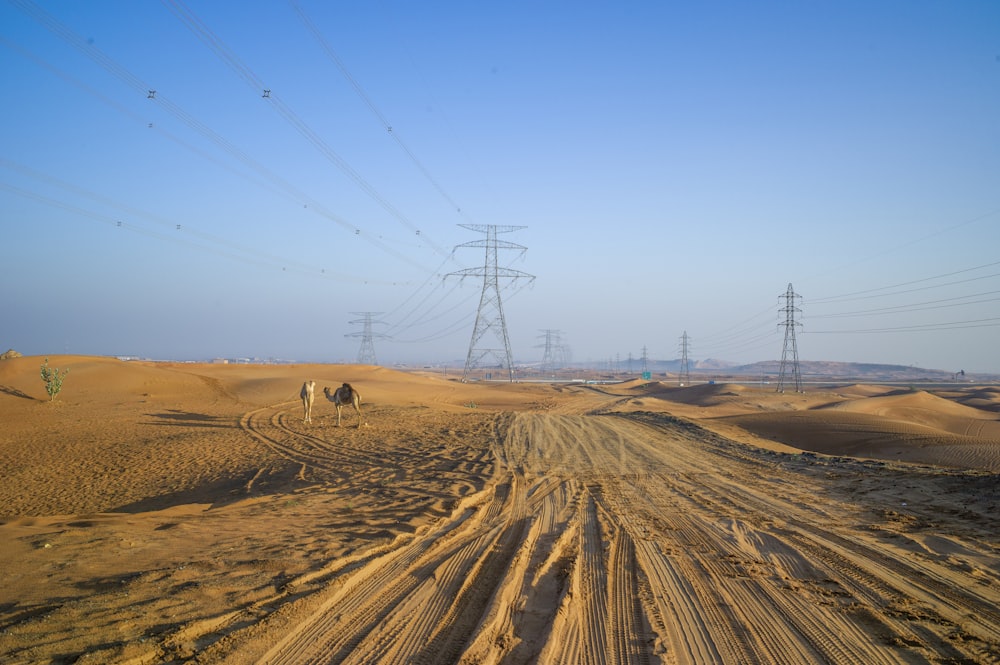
[345,312,387,365]
[777,283,803,393]
[448,224,534,382]
[678,331,691,386]
[537,329,567,373]
[537,329,559,372]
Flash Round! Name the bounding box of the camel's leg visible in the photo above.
[354,399,363,428]
[336,404,342,427]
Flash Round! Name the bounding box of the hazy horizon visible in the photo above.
[15,352,991,379]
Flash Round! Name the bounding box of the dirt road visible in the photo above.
[226,402,1000,664]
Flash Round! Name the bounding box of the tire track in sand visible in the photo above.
[221,406,999,664]
[257,476,521,664]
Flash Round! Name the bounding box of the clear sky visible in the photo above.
[2,1,999,373]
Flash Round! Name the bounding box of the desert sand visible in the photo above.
[1,355,998,664]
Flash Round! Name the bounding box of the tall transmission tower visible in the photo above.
[448,224,534,382]
[678,331,691,386]
[345,312,387,365]
[537,329,564,373]
[776,283,803,393]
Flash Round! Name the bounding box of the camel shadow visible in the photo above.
[113,464,305,513]
[0,385,38,401]
[144,410,233,428]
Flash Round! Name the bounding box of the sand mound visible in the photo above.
[722,408,1000,473]
[833,383,898,398]
[640,382,749,404]
[817,389,1000,438]
[936,386,1000,414]
[626,382,843,418]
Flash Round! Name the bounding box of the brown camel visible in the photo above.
[323,382,363,428]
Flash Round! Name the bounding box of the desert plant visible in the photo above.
[40,358,69,401]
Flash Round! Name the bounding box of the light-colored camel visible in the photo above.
[300,380,315,423]
[323,382,363,428]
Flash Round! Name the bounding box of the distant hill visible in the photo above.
[730,360,970,382]
[561,359,997,382]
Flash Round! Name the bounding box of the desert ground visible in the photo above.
[1,355,998,664]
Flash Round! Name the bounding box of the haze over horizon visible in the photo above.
[2,1,998,372]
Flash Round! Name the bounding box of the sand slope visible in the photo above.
[698,387,1000,473]
[1,359,999,664]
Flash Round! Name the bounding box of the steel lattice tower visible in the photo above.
[448,224,534,382]
[777,283,803,393]
[537,329,564,373]
[678,331,691,386]
[345,312,387,365]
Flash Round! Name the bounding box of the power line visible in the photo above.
[381,254,458,332]
[805,317,1000,334]
[448,225,534,382]
[11,0,434,274]
[809,260,1000,304]
[286,0,470,227]
[390,311,475,345]
[0,33,314,209]
[803,208,1000,283]
[696,304,777,356]
[800,261,1000,340]
[162,0,453,260]
[387,277,526,345]
[808,291,1000,319]
[0,158,383,282]
[693,303,778,360]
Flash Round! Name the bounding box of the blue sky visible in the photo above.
[2,1,999,373]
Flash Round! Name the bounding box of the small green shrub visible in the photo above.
[40,358,69,401]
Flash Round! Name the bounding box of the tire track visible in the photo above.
[219,406,1000,664]
[658,435,1000,651]
[606,529,648,665]
[258,481,511,664]
[614,414,1000,663]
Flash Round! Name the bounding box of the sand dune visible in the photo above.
[606,381,1000,472]
[818,389,1000,424]
[1,357,999,663]
[687,387,1000,473]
